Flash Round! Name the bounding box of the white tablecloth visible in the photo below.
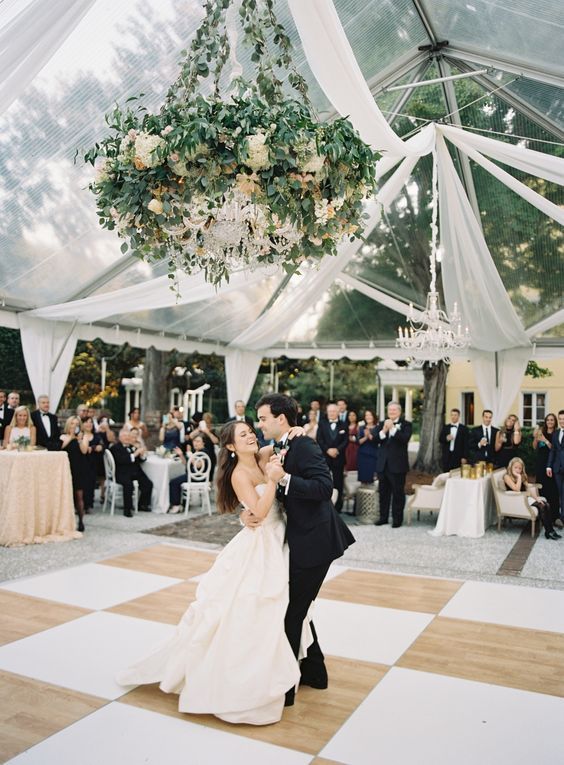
[142,454,186,513]
[429,474,496,538]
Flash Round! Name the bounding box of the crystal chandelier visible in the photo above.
[396,150,471,366]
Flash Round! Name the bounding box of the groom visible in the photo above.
[251,393,355,706]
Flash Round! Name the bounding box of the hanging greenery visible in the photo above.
[85,0,380,286]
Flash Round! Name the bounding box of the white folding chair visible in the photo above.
[181,451,212,515]
[102,449,139,515]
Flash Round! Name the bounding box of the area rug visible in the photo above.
[142,512,243,546]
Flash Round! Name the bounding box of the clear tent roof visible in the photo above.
[0,0,562,350]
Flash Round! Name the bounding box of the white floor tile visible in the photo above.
[6,702,312,765]
[314,598,433,665]
[0,563,182,610]
[321,666,564,765]
[439,580,564,633]
[0,612,174,699]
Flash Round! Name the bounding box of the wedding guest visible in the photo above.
[345,410,360,472]
[3,406,36,448]
[534,413,559,520]
[547,409,564,522]
[504,457,559,540]
[469,409,499,464]
[76,404,88,421]
[168,434,208,514]
[337,398,348,424]
[110,429,153,516]
[317,402,348,512]
[81,416,104,512]
[0,391,7,441]
[97,415,115,502]
[495,414,522,468]
[189,412,219,480]
[439,408,468,471]
[31,395,61,451]
[1,392,20,438]
[375,402,412,528]
[60,416,88,532]
[123,407,149,440]
[159,412,184,451]
[226,400,255,427]
[357,409,378,484]
[303,409,319,440]
[310,399,322,422]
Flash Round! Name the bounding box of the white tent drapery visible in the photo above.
[3,0,562,422]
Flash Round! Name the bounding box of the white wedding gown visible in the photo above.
[117,485,308,725]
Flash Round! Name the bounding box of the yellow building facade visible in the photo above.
[446,359,564,428]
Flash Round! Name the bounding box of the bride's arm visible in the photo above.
[232,471,277,520]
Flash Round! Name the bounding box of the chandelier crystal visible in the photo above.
[396,150,471,366]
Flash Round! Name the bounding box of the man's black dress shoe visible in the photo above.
[392,523,402,528]
[124,510,133,517]
[545,531,560,540]
[300,675,328,689]
[375,519,388,526]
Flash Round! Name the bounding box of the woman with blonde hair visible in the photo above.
[3,406,36,448]
[504,457,559,540]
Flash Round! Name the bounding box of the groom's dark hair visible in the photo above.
[256,393,298,426]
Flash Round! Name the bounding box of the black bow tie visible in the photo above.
[273,439,287,452]
[41,412,49,417]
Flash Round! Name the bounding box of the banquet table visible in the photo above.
[429,473,497,538]
[0,450,82,547]
[142,454,186,513]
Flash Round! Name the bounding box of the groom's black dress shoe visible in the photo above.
[300,675,328,689]
[284,689,295,706]
[375,519,388,526]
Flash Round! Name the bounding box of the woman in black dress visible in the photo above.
[495,415,522,468]
[81,416,104,512]
[60,416,89,532]
[534,413,559,514]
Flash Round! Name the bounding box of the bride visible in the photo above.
[117,420,308,725]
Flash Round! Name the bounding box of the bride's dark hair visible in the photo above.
[215,421,260,514]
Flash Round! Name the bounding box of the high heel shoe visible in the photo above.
[78,520,85,532]
[168,505,181,514]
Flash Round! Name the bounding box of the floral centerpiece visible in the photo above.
[14,436,31,451]
[85,0,380,285]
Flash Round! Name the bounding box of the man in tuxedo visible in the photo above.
[375,401,412,528]
[547,409,564,521]
[0,391,6,441]
[31,395,61,450]
[336,398,348,424]
[0,391,19,440]
[252,394,355,707]
[110,429,153,516]
[316,402,349,512]
[469,409,498,464]
[226,399,255,428]
[439,408,468,471]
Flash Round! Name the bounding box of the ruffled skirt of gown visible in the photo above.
[117,499,307,725]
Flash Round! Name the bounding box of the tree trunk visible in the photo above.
[141,347,169,439]
[413,360,448,474]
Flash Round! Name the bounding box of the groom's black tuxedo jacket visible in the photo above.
[31,410,61,451]
[281,435,355,570]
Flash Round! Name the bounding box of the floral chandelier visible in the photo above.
[85,0,381,286]
[396,150,471,366]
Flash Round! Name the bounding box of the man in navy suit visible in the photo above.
[469,409,499,464]
[31,395,61,451]
[547,409,564,521]
[375,401,412,528]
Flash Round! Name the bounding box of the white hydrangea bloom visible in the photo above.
[134,132,166,168]
[246,132,270,171]
[301,152,325,174]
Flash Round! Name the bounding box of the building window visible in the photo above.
[522,393,546,427]
[462,392,474,425]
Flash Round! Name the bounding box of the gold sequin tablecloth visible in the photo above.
[0,451,82,547]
